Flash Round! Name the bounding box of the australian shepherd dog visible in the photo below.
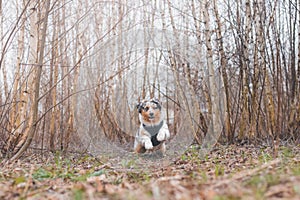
[134,98,170,154]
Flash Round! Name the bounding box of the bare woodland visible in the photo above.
[0,0,300,161]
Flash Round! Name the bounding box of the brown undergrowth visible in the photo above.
[0,144,299,200]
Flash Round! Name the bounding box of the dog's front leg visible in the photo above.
[157,123,170,141]
[140,136,153,150]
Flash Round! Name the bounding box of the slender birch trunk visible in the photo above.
[202,0,223,148]
[5,0,26,155]
[49,4,59,151]
[11,0,51,160]
[5,0,39,156]
[213,0,232,143]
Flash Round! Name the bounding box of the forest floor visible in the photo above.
[0,144,300,200]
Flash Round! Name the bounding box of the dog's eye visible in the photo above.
[144,107,149,111]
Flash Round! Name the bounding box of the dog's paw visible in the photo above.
[144,140,153,150]
[157,130,169,141]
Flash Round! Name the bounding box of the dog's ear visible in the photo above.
[136,102,143,113]
[151,98,162,110]
[151,98,160,104]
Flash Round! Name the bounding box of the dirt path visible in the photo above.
[0,144,299,200]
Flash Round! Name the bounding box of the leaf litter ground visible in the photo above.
[0,144,300,200]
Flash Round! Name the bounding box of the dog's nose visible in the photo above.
[149,112,154,117]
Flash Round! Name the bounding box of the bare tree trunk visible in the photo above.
[1,0,8,98]
[202,0,223,148]
[5,0,26,155]
[213,0,232,143]
[11,0,51,161]
[59,0,68,152]
[64,0,87,151]
[250,0,262,140]
[0,0,2,105]
[298,0,300,100]
[49,3,59,151]
[290,0,297,102]
[4,0,38,156]
[11,0,26,133]
[142,1,150,99]
[239,0,252,140]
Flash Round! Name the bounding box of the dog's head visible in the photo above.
[137,98,163,125]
